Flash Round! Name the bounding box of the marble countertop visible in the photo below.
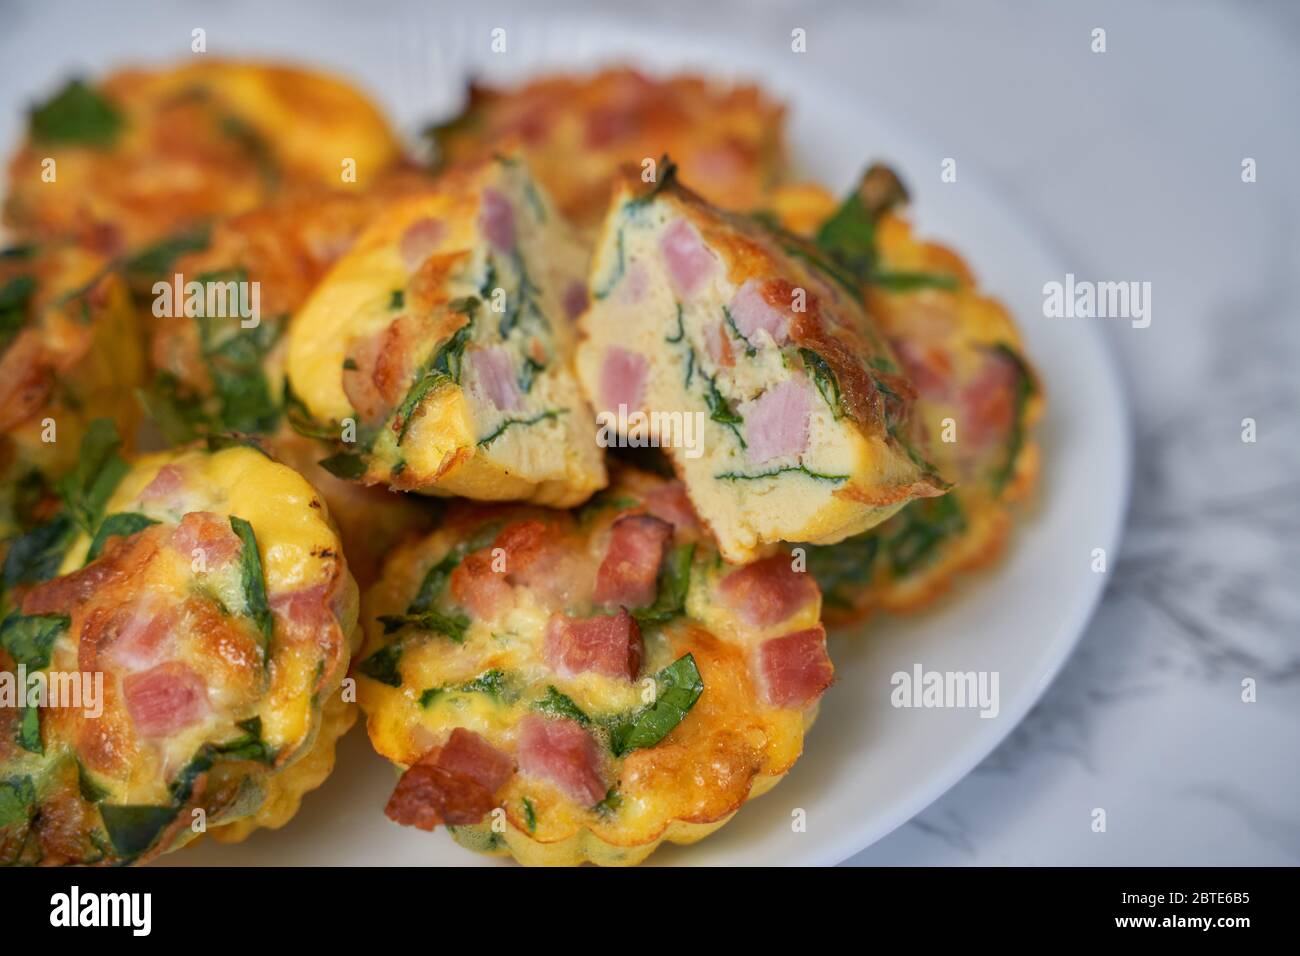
[2,0,1294,866]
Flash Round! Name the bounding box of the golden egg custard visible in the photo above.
[4,60,402,255]
[358,465,832,865]
[0,433,359,865]
[765,167,1043,624]
[574,163,949,564]
[430,68,788,229]
[0,243,142,554]
[286,153,606,507]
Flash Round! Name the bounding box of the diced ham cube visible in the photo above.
[470,346,522,411]
[740,379,812,465]
[893,339,953,402]
[599,347,648,413]
[593,515,672,608]
[562,280,589,320]
[641,481,700,532]
[659,218,716,299]
[450,550,514,619]
[140,464,184,502]
[170,511,242,567]
[956,349,1020,455]
[517,715,607,805]
[103,601,176,672]
[729,279,791,347]
[717,555,819,629]
[543,609,643,681]
[385,728,515,829]
[480,188,515,254]
[399,217,446,272]
[703,320,735,367]
[122,662,210,738]
[759,627,834,708]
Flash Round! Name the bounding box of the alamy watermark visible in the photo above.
[151,273,261,328]
[890,664,1000,718]
[596,404,707,460]
[1043,273,1151,328]
[0,666,103,718]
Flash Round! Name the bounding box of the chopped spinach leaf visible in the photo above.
[229,516,273,653]
[532,686,592,727]
[609,653,703,756]
[408,550,462,614]
[377,609,470,643]
[86,512,158,563]
[0,775,37,828]
[0,274,36,354]
[123,226,211,286]
[318,451,368,480]
[99,804,178,859]
[389,289,405,310]
[2,513,76,593]
[722,305,757,356]
[715,464,849,484]
[884,494,966,578]
[592,228,625,300]
[990,344,1037,495]
[522,796,537,832]
[58,419,128,534]
[634,543,695,624]
[477,409,565,448]
[592,787,623,816]
[665,302,686,344]
[801,348,848,420]
[357,642,404,687]
[30,79,122,147]
[0,612,70,670]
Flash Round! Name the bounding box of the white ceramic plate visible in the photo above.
[1,7,1131,866]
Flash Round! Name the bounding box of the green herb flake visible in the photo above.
[609,653,704,756]
[634,543,695,624]
[85,512,159,563]
[229,516,273,653]
[357,643,404,688]
[532,686,592,727]
[30,79,122,147]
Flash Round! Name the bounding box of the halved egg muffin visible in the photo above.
[5,60,402,255]
[357,465,833,866]
[0,430,359,865]
[574,163,949,564]
[430,68,788,228]
[766,167,1043,623]
[286,153,606,507]
[1,243,142,556]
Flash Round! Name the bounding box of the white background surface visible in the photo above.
[2,0,1295,866]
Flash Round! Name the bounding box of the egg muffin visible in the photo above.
[0,429,359,865]
[574,163,949,564]
[766,167,1043,624]
[357,465,832,866]
[286,153,606,507]
[0,243,142,559]
[430,69,787,229]
[4,60,402,256]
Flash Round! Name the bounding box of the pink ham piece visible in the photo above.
[659,219,715,299]
[759,627,834,708]
[122,661,210,738]
[517,714,607,805]
[470,346,522,411]
[717,555,818,629]
[543,609,643,681]
[593,515,672,609]
[955,349,1020,455]
[641,481,700,532]
[729,279,791,347]
[740,379,812,465]
[479,188,515,254]
[562,280,589,320]
[104,601,175,672]
[385,728,515,829]
[894,339,952,401]
[170,511,242,567]
[436,727,516,792]
[703,321,734,367]
[140,464,184,502]
[618,262,649,304]
[399,217,446,272]
[599,347,648,413]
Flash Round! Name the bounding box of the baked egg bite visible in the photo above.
[1,243,142,555]
[357,465,833,866]
[4,60,402,255]
[286,153,607,507]
[574,163,949,564]
[765,167,1043,623]
[0,429,359,865]
[430,68,788,229]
